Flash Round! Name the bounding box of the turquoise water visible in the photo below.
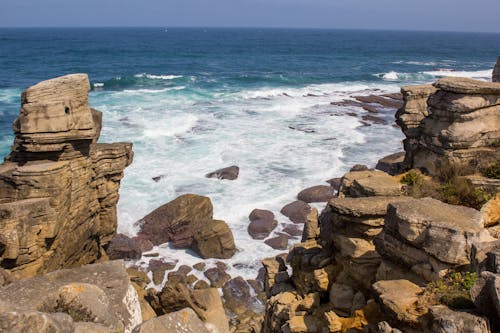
[1,28,499,278]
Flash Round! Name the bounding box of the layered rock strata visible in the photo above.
[397,77,500,174]
[0,74,133,279]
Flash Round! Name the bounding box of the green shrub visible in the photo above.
[439,177,493,210]
[424,272,478,310]
[401,169,424,186]
[484,160,500,179]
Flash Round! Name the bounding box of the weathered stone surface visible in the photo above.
[338,170,402,198]
[204,266,231,288]
[264,234,289,250]
[376,197,494,282]
[205,165,239,180]
[0,311,74,333]
[375,152,406,176]
[132,308,210,333]
[280,200,312,224]
[0,74,133,279]
[248,209,278,239]
[428,305,491,333]
[470,271,500,331]
[397,77,500,174]
[222,277,252,315]
[148,259,177,285]
[297,185,335,203]
[0,261,141,333]
[106,234,142,260]
[192,219,236,259]
[373,279,426,327]
[494,56,500,83]
[482,193,500,228]
[301,208,319,242]
[137,194,236,259]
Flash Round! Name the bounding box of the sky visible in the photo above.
[1,0,500,33]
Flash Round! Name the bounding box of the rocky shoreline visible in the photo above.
[0,57,499,332]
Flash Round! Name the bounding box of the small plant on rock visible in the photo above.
[484,160,500,179]
[423,272,478,310]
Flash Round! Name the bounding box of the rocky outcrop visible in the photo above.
[338,170,403,198]
[132,308,210,333]
[206,165,239,180]
[0,260,141,333]
[248,209,278,239]
[375,151,406,176]
[0,74,133,279]
[375,197,494,283]
[494,56,500,82]
[297,185,335,203]
[397,77,500,174]
[137,194,236,259]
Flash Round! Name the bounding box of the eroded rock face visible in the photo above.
[0,74,133,279]
[132,308,210,333]
[494,56,500,82]
[0,260,142,333]
[397,77,500,174]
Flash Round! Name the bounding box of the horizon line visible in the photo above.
[1,25,500,35]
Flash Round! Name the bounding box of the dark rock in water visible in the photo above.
[152,175,165,182]
[204,266,231,288]
[493,56,500,82]
[375,152,406,176]
[350,164,369,172]
[205,165,239,180]
[194,280,210,290]
[362,114,387,125]
[382,92,404,100]
[354,95,404,109]
[264,234,290,250]
[280,200,312,224]
[193,262,206,271]
[149,259,177,285]
[326,177,342,191]
[248,209,278,240]
[192,219,237,259]
[222,277,252,315]
[297,185,334,203]
[132,235,154,252]
[282,224,303,237]
[288,125,316,133]
[106,234,142,260]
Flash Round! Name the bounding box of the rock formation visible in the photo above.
[137,194,236,259]
[0,260,142,333]
[0,74,133,279]
[396,77,500,174]
[494,56,500,82]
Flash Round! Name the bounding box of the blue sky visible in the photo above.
[1,0,499,33]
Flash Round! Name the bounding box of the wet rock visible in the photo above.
[192,219,236,259]
[152,175,165,182]
[283,224,303,237]
[222,277,252,315]
[281,200,312,224]
[205,165,239,180]
[193,262,206,271]
[204,266,231,288]
[375,152,406,175]
[106,234,142,260]
[362,114,387,125]
[297,185,335,203]
[148,259,177,285]
[354,95,404,109]
[248,209,278,239]
[132,235,154,252]
[264,234,290,250]
[326,177,342,191]
[132,308,210,333]
[350,164,369,172]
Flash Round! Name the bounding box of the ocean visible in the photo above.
[1,28,499,280]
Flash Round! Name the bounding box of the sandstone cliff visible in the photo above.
[396,77,500,175]
[494,56,500,82]
[0,74,133,279]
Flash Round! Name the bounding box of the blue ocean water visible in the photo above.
[1,28,499,278]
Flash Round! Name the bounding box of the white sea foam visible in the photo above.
[93,80,403,281]
[93,82,104,88]
[134,73,183,80]
[377,69,492,82]
[120,86,186,94]
[422,69,492,80]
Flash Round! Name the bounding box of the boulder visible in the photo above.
[373,279,427,327]
[0,74,133,279]
[283,224,304,237]
[297,185,335,203]
[428,305,491,333]
[132,308,210,333]
[106,234,142,260]
[205,165,239,180]
[481,193,500,228]
[192,219,236,259]
[204,266,231,288]
[264,234,289,250]
[248,209,278,239]
[350,164,369,172]
[338,170,402,198]
[0,311,74,333]
[470,271,500,330]
[138,194,236,259]
[137,194,213,246]
[222,277,252,315]
[375,152,406,175]
[494,56,500,82]
[302,208,319,241]
[0,261,142,333]
[280,200,312,224]
[326,177,342,191]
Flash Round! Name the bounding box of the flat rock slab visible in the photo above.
[339,170,402,197]
[434,77,500,95]
[385,197,493,265]
[132,308,210,333]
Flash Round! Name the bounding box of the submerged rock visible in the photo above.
[205,165,239,180]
